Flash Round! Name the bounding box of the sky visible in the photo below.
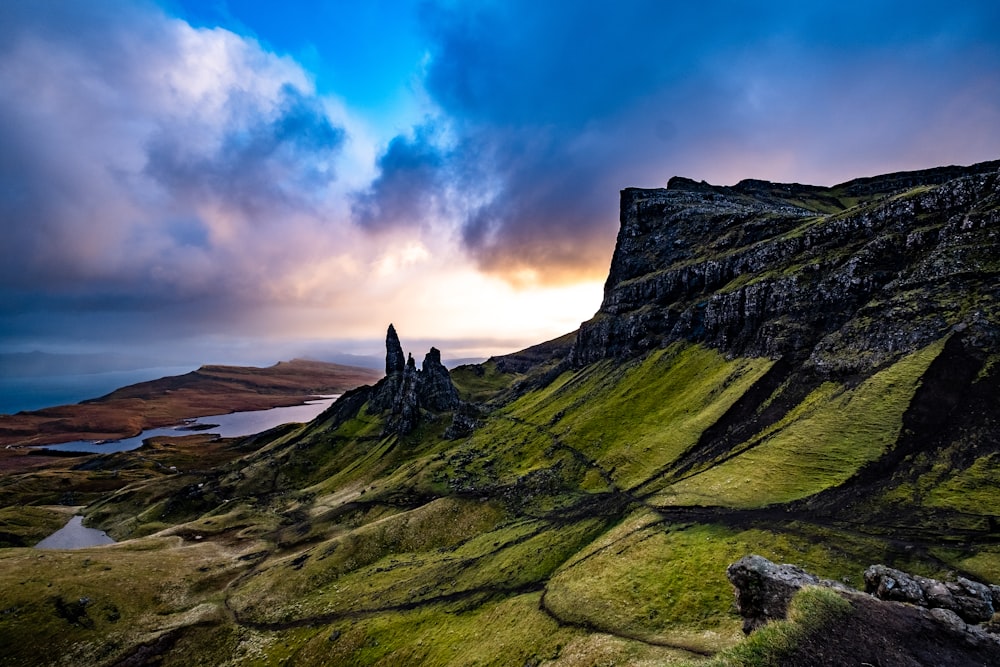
[1,0,999,374]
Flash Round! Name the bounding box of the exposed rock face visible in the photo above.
[370,327,462,436]
[385,323,406,375]
[728,555,1000,663]
[420,347,460,412]
[571,161,1000,375]
[865,564,998,623]
[385,354,420,435]
[727,554,850,633]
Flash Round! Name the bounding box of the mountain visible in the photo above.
[0,161,998,666]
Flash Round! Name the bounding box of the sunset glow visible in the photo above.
[1,1,999,371]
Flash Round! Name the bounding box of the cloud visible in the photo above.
[3,0,999,366]
[144,83,344,221]
[351,123,450,231]
[0,1,351,306]
[350,0,1000,284]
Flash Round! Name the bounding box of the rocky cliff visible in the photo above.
[572,160,1000,376]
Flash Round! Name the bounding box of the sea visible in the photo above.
[0,366,195,415]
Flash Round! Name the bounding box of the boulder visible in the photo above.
[865,565,995,623]
[727,554,848,633]
[730,555,1000,659]
[419,347,460,412]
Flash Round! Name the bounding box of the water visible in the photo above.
[38,396,340,454]
[0,366,195,415]
[35,515,115,549]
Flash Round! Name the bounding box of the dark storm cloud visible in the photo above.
[356,0,1000,282]
[351,124,449,231]
[145,84,344,219]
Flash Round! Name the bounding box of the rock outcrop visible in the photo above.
[571,161,1000,376]
[419,347,460,412]
[369,326,462,436]
[865,564,1000,623]
[385,323,406,375]
[727,555,1000,665]
[726,554,852,633]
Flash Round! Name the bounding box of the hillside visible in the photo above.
[0,161,998,666]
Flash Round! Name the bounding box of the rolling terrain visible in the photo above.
[0,161,998,666]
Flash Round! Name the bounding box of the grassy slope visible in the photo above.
[661,340,945,507]
[3,338,999,666]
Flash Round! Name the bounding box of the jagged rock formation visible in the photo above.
[728,556,1000,666]
[865,564,1000,623]
[369,326,461,435]
[726,554,851,633]
[419,347,460,412]
[572,160,1000,374]
[385,323,406,375]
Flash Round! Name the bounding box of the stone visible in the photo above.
[727,554,844,633]
[444,411,480,440]
[386,356,419,436]
[730,555,1000,657]
[865,564,995,623]
[864,564,926,606]
[570,162,1000,376]
[370,326,464,436]
[419,347,460,412]
[385,324,405,375]
[930,607,968,634]
[989,584,1000,609]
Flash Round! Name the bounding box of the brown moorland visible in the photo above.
[0,359,381,472]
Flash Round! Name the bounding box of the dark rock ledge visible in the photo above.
[727,555,1000,665]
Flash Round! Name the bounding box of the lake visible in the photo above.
[38,396,340,454]
[36,515,115,549]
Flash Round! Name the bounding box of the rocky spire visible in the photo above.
[385,324,405,375]
[371,325,464,436]
[420,347,460,411]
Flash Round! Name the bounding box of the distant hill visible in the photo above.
[0,359,381,447]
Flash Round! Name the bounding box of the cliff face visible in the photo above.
[572,161,1000,376]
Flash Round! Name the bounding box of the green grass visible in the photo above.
[0,505,74,547]
[450,361,518,403]
[303,592,576,666]
[543,511,888,656]
[0,537,248,667]
[925,453,1000,514]
[485,344,773,491]
[690,587,852,667]
[660,340,945,507]
[943,546,1000,583]
[227,502,609,628]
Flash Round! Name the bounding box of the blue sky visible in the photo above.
[1,0,999,374]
